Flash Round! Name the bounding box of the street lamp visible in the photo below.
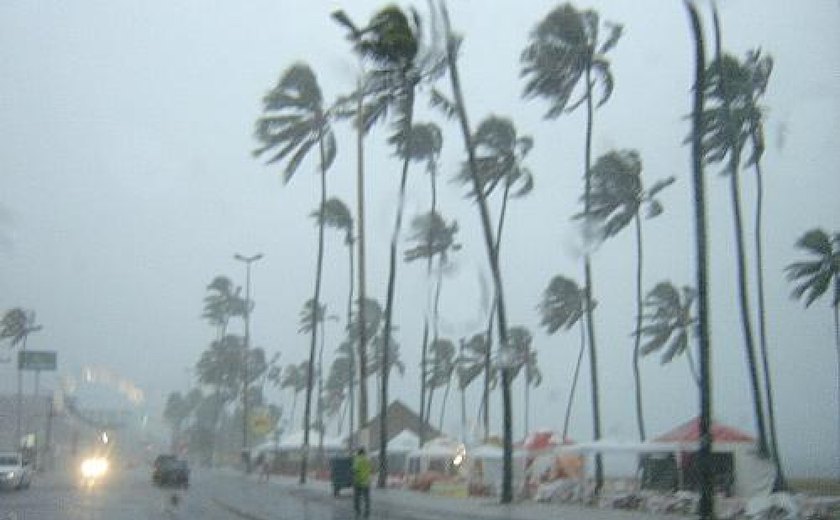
[234,253,263,472]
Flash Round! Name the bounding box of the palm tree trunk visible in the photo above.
[378,83,416,488]
[582,64,604,495]
[441,4,512,503]
[633,214,646,441]
[419,157,439,447]
[300,131,329,484]
[562,325,586,440]
[355,78,369,430]
[751,153,786,489]
[347,242,356,446]
[834,305,840,480]
[688,5,714,518]
[318,319,326,461]
[481,182,512,440]
[426,386,435,428]
[439,374,452,431]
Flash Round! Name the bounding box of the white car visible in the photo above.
[0,452,32,490]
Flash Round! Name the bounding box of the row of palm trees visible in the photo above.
[245,0,839,507]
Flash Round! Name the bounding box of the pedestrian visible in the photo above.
[352,447,372,518]
[259,453,272,482]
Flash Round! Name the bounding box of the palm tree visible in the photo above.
[499,326,541,435]
[437,2,517,502]
[334,5,437,486]
[313,197,355,436]
[402,122,443,447]
[700,15,771,459]
[581,149,674,440]
[425,338,455,429]
[521,4,622,493]
[787,228,840,461]
[254,62,337,483]
[202,276,246,340]
[454,115,534,439]
[456,334,489,442]
[278,362,308,429]
[685,5,714,517]
[638,282,699,384]
[538,275,589,440]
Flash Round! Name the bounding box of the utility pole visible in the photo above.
[235,252,263,473]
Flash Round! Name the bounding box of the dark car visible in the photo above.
[152,455,189,488]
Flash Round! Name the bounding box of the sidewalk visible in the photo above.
[221,469,684,520]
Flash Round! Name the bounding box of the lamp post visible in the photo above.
[234,252,263,472]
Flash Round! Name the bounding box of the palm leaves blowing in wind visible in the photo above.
[582,149,674,440]
[638,282,699,385]
[521,3,622,494]
[254,62,337,483]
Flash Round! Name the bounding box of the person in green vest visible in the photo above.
[352,447,372,517]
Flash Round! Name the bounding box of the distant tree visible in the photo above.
[0,308,42,352]
[425,338,455,430]
[638,282,699,384]
[456,334,490,441]
[278,362,309,428]
[202,276,246,339]
[581,149,674,440]
[538,275,589,439]
[499,326,541,434]
[254,62,337,483]
[521,3,622,493]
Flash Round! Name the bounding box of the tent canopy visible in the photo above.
[278,430,344,450]
[653,418,755,443]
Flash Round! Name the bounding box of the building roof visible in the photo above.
[653,417,755,443]
[356,400,440,450]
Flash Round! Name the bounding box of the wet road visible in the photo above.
[0,467,430,520]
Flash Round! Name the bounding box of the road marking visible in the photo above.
[211,498,269,520]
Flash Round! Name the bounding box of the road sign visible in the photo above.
[18,351,57,371]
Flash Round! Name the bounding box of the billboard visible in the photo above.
[18,350,57,371]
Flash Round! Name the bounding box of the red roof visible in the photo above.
[653,418,755,443]
[521,430,574,451]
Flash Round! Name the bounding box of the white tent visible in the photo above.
[465,443,527,496]
[277,430,344,451]
[386,430,420,453]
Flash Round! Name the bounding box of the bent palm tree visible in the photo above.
[455,115,534,438]
[582,149,674,440]
[1,307,43,446]
[499,326,541,434]
[254,62,337,483]
[787,228,840,460]
[538,275,588,440]
[521,4,622,493]
[313,197,357,436]
[638,282,699,384]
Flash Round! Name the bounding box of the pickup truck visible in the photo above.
[0,452,32,490]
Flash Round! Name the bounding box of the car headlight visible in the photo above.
[80,457,109,478]
[4,471,17,479]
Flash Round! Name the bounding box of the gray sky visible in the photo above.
[1,0,838,476]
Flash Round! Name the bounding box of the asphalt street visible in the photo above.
[1,467,680,520]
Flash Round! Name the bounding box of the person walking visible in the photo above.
[352,448,372,518]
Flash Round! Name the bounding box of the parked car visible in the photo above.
[0,452,32,490]
[152,454,189,488]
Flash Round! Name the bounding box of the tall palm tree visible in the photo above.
[638,281,699,384]
[454,115,534,439]
[437,1,517,502]
[787,228,840,460]
[685,4,714,517]
[538,275,589,440]
[403,122,443,447]
[521,4,622,493]
[499,326,541,435]
[278,362,308,429]
[424,338,455,429]
[737,48,785,487]
[254,62,337,483]
[456,334,489,442]
[582,149,674,440]
[334,5,441,486]
[202,276,246,339]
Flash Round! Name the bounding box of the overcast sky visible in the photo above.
[1,0,838,476]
